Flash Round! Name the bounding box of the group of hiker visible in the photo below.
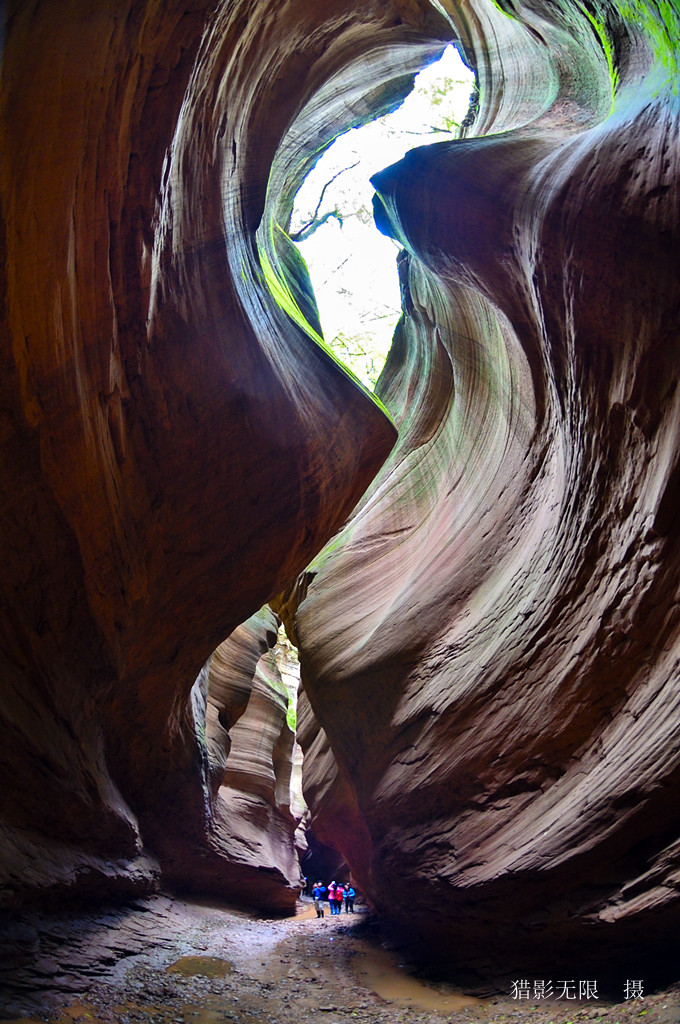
[311,880,356,917]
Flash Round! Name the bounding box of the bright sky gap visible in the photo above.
[290,45,476,390]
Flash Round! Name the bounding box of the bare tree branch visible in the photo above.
[290,161,359,241]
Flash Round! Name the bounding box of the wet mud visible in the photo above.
[350,938,479,1013]
[0,896,678,1024]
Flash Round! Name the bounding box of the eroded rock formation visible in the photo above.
[286,0,680,989]
[186,607,304,905]
[0,0,401,911]
[2,0,680,994]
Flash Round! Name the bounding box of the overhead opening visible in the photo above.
[289,45,477,390]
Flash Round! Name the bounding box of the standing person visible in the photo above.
[344,884,355,913]
[335,882,345,915]
[327,881,337,914]
[312,880,327,918]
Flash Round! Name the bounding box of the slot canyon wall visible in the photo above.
[283,0,680,989]
[0,0,404,914]
[1,0,680,993]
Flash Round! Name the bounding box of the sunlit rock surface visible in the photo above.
[190,607,303,905]
[2,0,680,992]
[148,606,304,908]
[287,0,680,988]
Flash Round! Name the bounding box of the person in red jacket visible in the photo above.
[334,883,345,915]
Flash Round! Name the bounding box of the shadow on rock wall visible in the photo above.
[280,0,680,990]
[1,0,680,993]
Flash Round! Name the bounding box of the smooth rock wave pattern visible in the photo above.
[288,0,680,986]
[0,0,397,911]
[1,0,679,986]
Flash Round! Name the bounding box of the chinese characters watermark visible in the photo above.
[510,979,598,1001]
[510,979,644,1001]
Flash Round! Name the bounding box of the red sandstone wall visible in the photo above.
[2,0,680,987]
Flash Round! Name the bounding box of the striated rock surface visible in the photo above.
[2,0,680,992]
[288,0,680,988]
[0,0,403,911]
[150,606,304,908]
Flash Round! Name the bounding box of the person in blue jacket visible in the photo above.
[344,884,356,913]
[312,881,327,918]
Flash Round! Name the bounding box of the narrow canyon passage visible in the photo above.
[2,0,680,1017]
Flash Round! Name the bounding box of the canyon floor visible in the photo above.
[1,895,678,1024]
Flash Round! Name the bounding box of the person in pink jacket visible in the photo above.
[334,883,345,915]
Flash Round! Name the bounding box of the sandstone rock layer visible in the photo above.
[288,0,680,987]
[2,0,680,990]
[0,0,401,910]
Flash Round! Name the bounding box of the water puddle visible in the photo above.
[294,902,318,920]
[166,955,234,978]
[351,937,480,1012]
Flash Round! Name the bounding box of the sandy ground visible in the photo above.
[1,896,679,1024]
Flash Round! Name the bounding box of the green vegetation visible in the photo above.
[489,0,518,20]
[258,238,323,347]
[578,0,680,106]
[274,623,300,735]
[330,330,393,390]
[577,1,619,108]
[258,226,394,421]
[619,0,680,94]
[288,45,476,391]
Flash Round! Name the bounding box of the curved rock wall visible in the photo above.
[290,0,680,986]
[0,0,400,909]
[2,0,680,987]
[176,606,304,907]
